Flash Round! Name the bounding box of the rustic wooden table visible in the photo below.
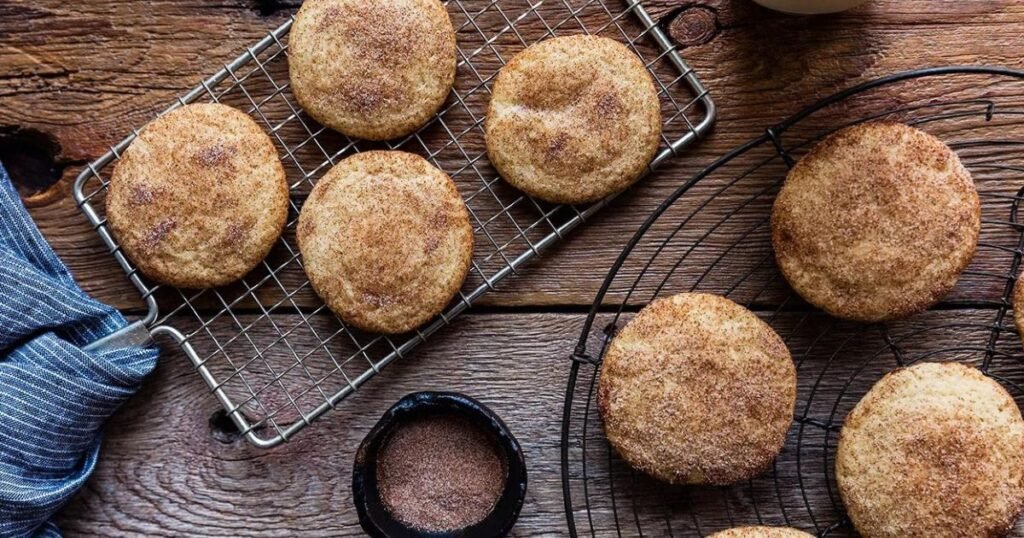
[4,0,1024,535]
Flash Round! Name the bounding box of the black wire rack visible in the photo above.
[72,0,714,448]
[561,67,1024,537]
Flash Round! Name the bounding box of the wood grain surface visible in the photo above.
[52,313,580,536]
[3,0,1024,535]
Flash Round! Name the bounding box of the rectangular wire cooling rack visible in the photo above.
[73,0,715,448]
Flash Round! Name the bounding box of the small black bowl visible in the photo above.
[353,391,527,538]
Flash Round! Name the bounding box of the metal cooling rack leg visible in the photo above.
[146,325,276,448]
[83,320,153,353]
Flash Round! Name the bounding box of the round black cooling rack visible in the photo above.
[560,67,1024,537]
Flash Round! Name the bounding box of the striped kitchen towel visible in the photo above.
[0,164,159,537]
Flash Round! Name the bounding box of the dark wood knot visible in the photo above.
[0,126,70,207]
[668,6,719,48]
[209,410,243,444]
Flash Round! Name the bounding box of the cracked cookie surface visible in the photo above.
[107,102,288,289]
[485,35,661,204]
[289,0,456,141]
[297,150,472,334]
[597,292,795,485]
[771,122,980,322]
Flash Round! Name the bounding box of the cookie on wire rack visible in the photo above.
[288,0,457,141]
[771,121,980,323]
[297,150,473,335]
[836,362,1024,538]
[1014,271,1024,348]
[597,292,796,485]
[708,527,814,538]
[485,35,662,204]
[106,102,288,289]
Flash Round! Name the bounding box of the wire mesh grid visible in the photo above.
[71,0,714,448]
[561,67,1024,536]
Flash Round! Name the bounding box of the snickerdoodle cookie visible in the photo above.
[837,362,1024,537]
[288,0,456,141]
[485,35,662,204]
[771,122,980,322]
[106,102,288,289]
[297,151,473,334]
[708,527,814,538]
[1013,272,1024,348]
[597,292,796,485]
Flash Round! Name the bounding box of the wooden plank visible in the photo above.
[4,1,1024,310]
[54,309,1024,535]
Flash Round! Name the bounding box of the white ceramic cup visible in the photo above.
[752,0,869,14]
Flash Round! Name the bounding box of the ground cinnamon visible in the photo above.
[376,415,507,532]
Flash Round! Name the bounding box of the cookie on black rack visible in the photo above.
[708,527,814,538]
[836,362,1024,537]
[1013,271,1024,348]
[597,292,796,485]
[771,122,980,322]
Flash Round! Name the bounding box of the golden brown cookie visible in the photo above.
[1014,272,1024,348]
[297,151,473,334]
[771,122,980,322]
[484,35,662,204]
[597,292,796,485]
[106,103,288,289]
[288,0,456,141]
[708,527,814,538]
[837,362,1024,538]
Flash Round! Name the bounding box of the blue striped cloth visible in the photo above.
[0,164,159,537]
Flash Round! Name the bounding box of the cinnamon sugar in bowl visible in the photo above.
[353,392,527,537]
